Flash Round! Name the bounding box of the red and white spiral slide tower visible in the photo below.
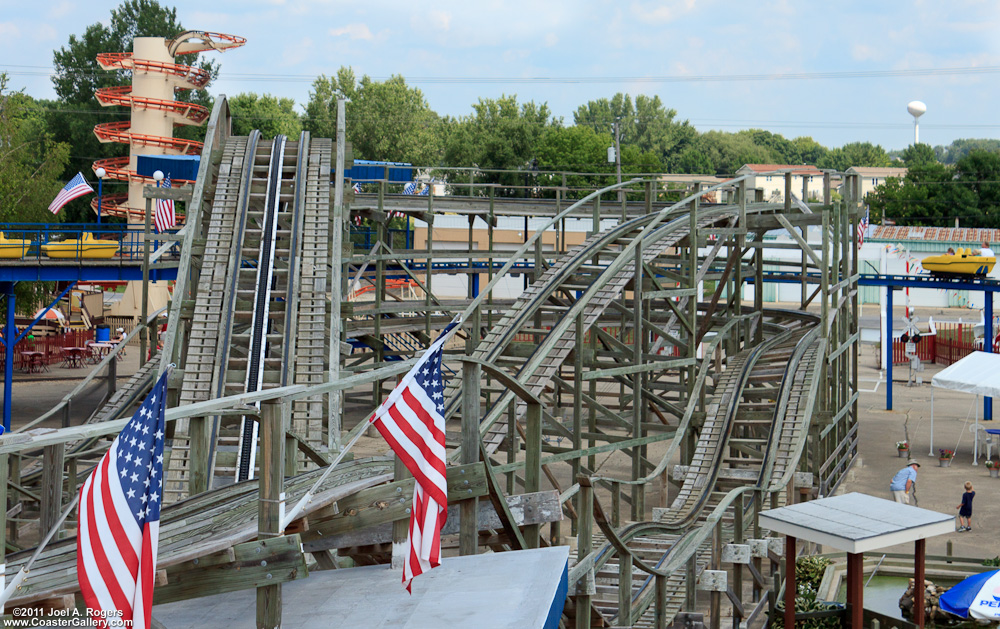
[92,31,245,221]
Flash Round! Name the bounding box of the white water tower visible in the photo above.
[907,100,926,145]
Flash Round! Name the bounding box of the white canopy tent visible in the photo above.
[930,351,1000,464]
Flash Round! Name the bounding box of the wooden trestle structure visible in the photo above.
[0,97,861,628]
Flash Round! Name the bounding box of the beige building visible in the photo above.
[735,164,825,203]
[845,166,908,199]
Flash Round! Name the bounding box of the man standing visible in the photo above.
[890,459,920,504]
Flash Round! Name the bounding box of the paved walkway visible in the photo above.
[843,348,999,561]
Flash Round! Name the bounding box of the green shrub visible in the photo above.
[769,556,840,629]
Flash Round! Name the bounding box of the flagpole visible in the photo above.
[281,315,463,532]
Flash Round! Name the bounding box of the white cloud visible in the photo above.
[282,36,312,68]
[429,10,451,31]
[851,43,879,62]
[0,22,20,40]
[544,33,558,47]
[46,2,74,19]
[629,0,699,23]
[329,24,373,41]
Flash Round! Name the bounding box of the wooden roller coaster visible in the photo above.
[0,93,862,627]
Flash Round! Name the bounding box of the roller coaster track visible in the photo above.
[574,326,827,627]
[165,131,332,501]
[444,206,745,463]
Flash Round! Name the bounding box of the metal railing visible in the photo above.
[0,223,181,261]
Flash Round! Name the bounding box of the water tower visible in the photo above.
[907,100,926,145]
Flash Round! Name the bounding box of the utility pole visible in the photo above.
[613,119,622,203]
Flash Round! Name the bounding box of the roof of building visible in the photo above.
[737,164,822,175]
[758,492,953,553]
[847,166,908,177]
[873,225,1000,244]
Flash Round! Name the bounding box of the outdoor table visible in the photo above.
[20,351,44,373]
[64,347,88,368]
[89,342,115,361]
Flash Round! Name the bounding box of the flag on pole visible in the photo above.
[77,370,168,629]
[369,319,461,592]
[154,175,176,233]
[48,172,94,214]
[858,208,869,248]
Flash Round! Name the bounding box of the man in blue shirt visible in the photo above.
[889,459,920,504]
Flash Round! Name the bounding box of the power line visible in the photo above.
[7,63,1000,85]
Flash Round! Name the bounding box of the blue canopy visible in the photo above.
[939,569,1000,619]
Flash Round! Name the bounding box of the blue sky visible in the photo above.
[2,0,999,152]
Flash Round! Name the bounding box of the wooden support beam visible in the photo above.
[256,401,284,629]
[40,444,65,538]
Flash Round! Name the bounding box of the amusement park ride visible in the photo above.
[0,27,949,629]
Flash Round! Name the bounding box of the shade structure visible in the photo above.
[932,351,1000,398]
[939,569,1000,620]
[929,351,1000,462]
[32,308,65,322]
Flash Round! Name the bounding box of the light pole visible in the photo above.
[141,170,162,364]
[95,167,106,225]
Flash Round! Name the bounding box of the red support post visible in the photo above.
[784,535,796,629]
[847,552,864,629]
[915,538,926,628]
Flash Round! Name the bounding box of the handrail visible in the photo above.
[17,306,168,433]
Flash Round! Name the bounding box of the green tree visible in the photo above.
[688,131,780,175]
[737,129,801,164]
[791,136,828,165]
[441,95,558,195]
[534,125,612,197]
[935,138,1000,164]
[675,146,714,174]
[818,142,891,171]
[573,93,695,168]
[305,69,440,165]
[0,75,70,311]
[229,93,301,139]
[954,150,1000,225]
[49,0,220,186]
[899,143,937,167]
[0,76,71,223]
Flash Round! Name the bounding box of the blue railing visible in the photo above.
[0,223,181,262]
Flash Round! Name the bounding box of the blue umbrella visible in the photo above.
[940,569,1000,620]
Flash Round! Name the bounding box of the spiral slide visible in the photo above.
[91,31,245,220]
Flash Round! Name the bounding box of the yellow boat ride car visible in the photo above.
[41,233,120,259]
[0,233,32,259]
[922,247,996,277]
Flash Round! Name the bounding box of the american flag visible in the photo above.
[48,172,94,214]
[353,182,362,193]
[858,207,869,248]
[369,319,461,591]
[78,371,168,628]
[154,175,176,233]
[403,181,418,195]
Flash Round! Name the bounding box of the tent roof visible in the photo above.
[931,351,1000,398]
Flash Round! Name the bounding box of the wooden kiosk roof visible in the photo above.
[759,492,954,553]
